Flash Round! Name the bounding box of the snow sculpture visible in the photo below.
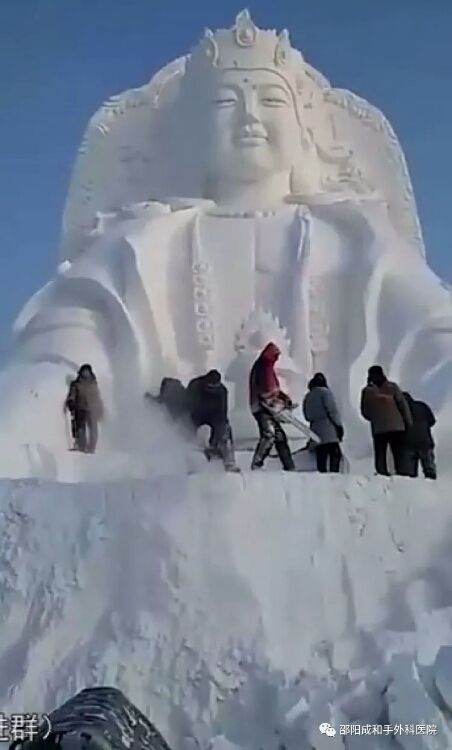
[3,9,452,469]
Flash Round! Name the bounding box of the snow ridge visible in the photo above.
[1,473,452,750]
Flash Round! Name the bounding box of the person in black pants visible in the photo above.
[64,364,104,453]
[372,432,407,476]
[186,370,239,472]
[403,391,437,479]
[360,365,412,476]
[302,373,344,473]
[248,342,295,471]
[315,442,342,474]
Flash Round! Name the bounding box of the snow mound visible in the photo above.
[2,473,452,749]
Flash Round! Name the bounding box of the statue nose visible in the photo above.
[239,90,261,123]
[236,108,264,137]
[241,110,260,126]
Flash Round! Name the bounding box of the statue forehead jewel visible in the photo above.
[185,9,305,92]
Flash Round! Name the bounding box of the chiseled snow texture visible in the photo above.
[2,472,452,749]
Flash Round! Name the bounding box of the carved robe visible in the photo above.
[3,197,452,470]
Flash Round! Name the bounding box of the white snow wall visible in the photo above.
[2,473,452,748]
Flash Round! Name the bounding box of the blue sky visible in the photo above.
[0,0,451,358]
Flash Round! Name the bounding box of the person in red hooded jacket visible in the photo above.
[248,342,295,471]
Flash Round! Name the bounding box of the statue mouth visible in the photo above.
[234,134,268,147]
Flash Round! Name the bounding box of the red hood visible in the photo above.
[249,341,281,405]
[260,342,281,364]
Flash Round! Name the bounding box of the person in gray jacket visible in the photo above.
[302,372,344,473]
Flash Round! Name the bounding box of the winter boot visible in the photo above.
[251,435,273,469]
[225,463,241,473]
[220,436,240,473]
[275,439,296,471]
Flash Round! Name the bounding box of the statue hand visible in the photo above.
[309,194,388,224]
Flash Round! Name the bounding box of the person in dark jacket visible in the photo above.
[402,392,437,479]
[302,373,344,473]
[360,365,412,476]
[145,378,189,425]
[249,342,295,471]
[186,370,239,472]
[64,364,104,453]
[64,375,78,448]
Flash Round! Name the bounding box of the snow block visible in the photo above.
[1,473,452,748]
[433,645,452,711]
[386,653,452,748]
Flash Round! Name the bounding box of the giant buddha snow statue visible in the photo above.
[2,10,452,474]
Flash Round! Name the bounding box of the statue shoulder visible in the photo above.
[90,201,172,237]
[301,194,401,249]
[13,238,125,336]
[289,191,386,214]
[289,192,389,233]
[122,200,213,258]
[63,197,215,265]
[57,198,203,282]
[91,198,214,244]
[15,199,211,340]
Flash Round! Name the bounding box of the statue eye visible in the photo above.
[261,97,287,107]
[212,97,237,107]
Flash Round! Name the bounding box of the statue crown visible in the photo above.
[186,9,303,85]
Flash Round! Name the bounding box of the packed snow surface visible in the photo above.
[2,472,452,748]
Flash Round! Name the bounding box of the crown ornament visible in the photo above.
[185,9,304,89]
[234,9,257,47]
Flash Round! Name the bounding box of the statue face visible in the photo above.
[204,68,301,183]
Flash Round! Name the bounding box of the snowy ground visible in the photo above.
[2,471,452,748]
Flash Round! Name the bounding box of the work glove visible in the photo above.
[279,391,293,407]
[335,424,344,442]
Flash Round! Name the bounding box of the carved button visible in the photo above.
[195,302,209,316]
[194,287,209,300]
[192,274,206,287]
[192,262,209,274]
[196,318,213,333]
[199,333,214,346]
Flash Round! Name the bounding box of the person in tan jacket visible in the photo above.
[360,365,412,476]
[64,364,104,453]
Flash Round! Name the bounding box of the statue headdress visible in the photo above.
[185,10,304,96]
